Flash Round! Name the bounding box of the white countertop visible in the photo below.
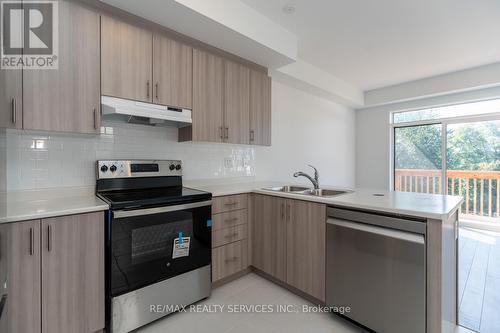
[186,180,463,220]
[0,187,109,224]
[0,179,463,223]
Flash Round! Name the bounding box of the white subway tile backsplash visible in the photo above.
[6,121,255,191]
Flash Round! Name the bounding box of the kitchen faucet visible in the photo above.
[293,165,320,189]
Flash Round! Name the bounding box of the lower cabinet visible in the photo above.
[251,194,326,301]
[251,194,287,282]
[211,194,249,282]
[0,212,104,333]
[286,199,326,301]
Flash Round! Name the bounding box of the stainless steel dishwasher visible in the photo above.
[326,207,426,333]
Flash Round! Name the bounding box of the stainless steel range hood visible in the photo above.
[101,96,192,128]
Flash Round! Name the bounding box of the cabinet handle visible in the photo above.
[93,108,98,129]
[250,130,254,142]
[280,203,284,220]
[219,126,223,140]
[224,217,238,224]
[224,201,238,206]
[224,232,238,239]
[224,127,229,140]
[146,80,150,99]
[155,82,159,100]
[29,227,34,256]
[286,204,290,221]
[11,98,16,125]
[224,256,238,263]
[47,225,52,252]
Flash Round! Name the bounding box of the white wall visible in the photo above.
[355,108,391,190]
[256,80,356,188]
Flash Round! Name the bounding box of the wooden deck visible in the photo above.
[459,227,500,333]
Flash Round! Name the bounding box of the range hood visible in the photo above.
[101,96,192,128]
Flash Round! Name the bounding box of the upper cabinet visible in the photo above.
[189,49,224,142]
[153,35,193,109]
[101,15,153,103]
[0,66,22,130]
[224,60,250,144]
[181,50,270,146]
[23,1,101,134]
[250,70,272,146]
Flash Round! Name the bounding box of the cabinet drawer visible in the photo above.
[212,194,248,214]
[212,224,247,248]
[212,239,248,282]
[212,209,247,230]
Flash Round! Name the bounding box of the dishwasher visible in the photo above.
[326,206,426,333]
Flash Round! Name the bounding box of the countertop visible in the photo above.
[0,179,463,223]
[186,180,463,220]
[0,187,109,224]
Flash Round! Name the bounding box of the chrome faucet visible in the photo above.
[293,165,320,189]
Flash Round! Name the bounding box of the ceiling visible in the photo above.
[241,0,500,91]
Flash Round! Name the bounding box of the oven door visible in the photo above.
[109,200,212,297]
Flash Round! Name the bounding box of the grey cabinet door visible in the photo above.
[251,194,286,281]
[0,68,22,129]
[249,70,271,146]
[153,35,193,109]
[286,199,326,301]
[101,15,153,103]
[224,60,250,144]
[41,212,104,333]
[23,0,100,134]
[192,49,224,142]
[0,220,41,333]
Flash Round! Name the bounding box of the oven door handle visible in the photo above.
[114,200,212,218]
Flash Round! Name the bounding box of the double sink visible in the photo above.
[262,185,351,198]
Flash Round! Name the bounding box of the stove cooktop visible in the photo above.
[98,186,211,210]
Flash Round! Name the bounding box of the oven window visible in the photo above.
[131,219,192,264]
[109,205,211,297]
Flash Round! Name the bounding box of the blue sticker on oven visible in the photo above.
[172,236,190,259]
[207,219,212,227]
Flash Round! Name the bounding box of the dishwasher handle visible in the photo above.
[327,218,425,245]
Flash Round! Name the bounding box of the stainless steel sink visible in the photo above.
[263,185,311,193]
[262,186,351,197]
[303,189,351,197]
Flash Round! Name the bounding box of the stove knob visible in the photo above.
[100,165,108,172]
[110,165,117,172]
[175,164,182,170]
[169,164,175,171]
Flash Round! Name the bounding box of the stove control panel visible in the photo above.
[97,160,182,179]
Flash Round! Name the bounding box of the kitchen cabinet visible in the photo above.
[0,67,22,129]
[224,60,250,144]
[41,213,104,333]
[188,49,225,142]
[0,212,104,333]
[23,0,100,134]
[251,194,326,300]
[251,194,286,282]
[153,35,193,109]
[0,220,41,333]
[212,240,248,282]
[286,200,326,301]
[101,15,153,103]
[211,194,249,283]
[249,70,272,146]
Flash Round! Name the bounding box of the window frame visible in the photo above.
[389,101,500,192]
